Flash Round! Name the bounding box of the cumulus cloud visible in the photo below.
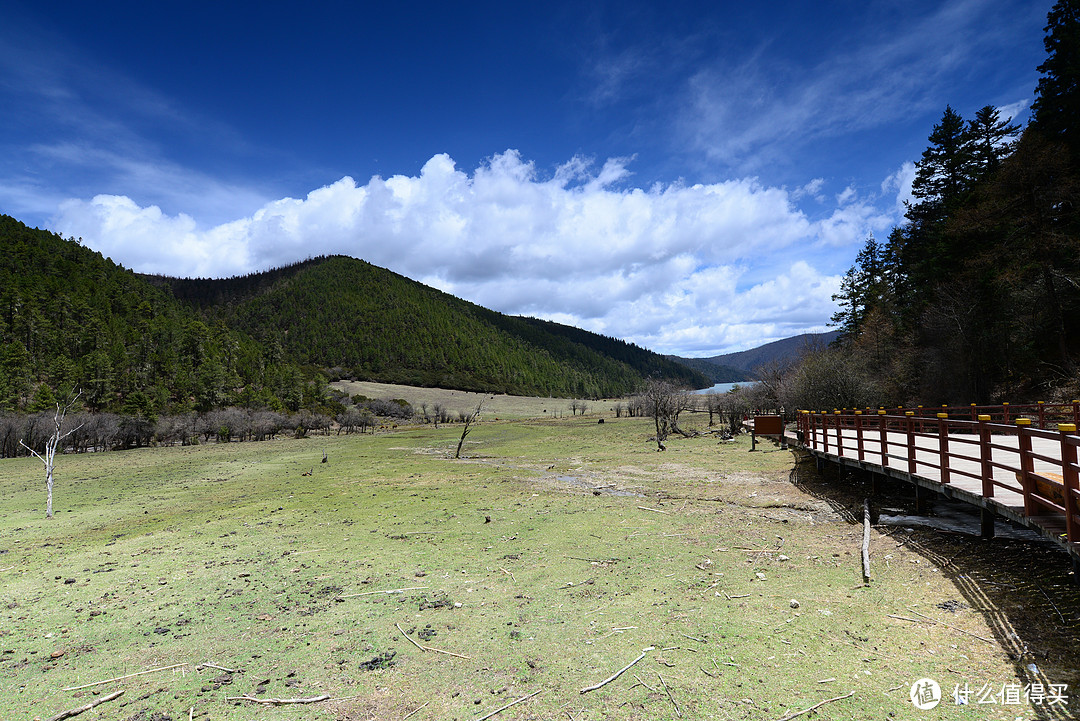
[54,150,874,356]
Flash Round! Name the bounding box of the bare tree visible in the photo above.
[640,380,694,451]
[455,401,484,459]
[19,391,83,519]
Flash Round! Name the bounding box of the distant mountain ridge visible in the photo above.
[147,255,709,398]
[670,331,840,381]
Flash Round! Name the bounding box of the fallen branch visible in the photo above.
[632,673,657,692]
[47,690,124,721]
[657,673,681,718]
[200,662,236,673]
[475,689,543,721]
[775,691,854,721]
[680,633,706,643]
[401,700,430,720]
[227,694,331,705]
[395,623,471,659]
[905,609,995,644]
[339,586,428,599]
[580,648,652,694]
[637,506,669,514]
[62,663,188,691]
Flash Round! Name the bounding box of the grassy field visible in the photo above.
[2,412,1079,720]
[332,380,617,420]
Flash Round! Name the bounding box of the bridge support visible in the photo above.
[980,507,996,539]
[915,485,932,515]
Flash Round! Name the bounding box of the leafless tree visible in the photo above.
[19,391,83,519]
[455,401,484,459]
[640,379,694,451]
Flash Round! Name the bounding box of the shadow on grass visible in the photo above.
[790,451,1080,721]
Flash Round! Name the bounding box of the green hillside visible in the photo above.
[0,215,316,414]
[153,256,708,398]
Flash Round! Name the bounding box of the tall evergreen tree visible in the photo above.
[967,105,1020,179]
[1031,0,1080,154]
[909,106,973,215]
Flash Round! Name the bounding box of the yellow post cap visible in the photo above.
[877,410,886,415]
[1015,418,1032,426]
[978,414,991,421]
[905,411,915,416]
[1059,423,1077,433]
[937,413,948,419]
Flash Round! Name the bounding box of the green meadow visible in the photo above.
[2,412,1077,720]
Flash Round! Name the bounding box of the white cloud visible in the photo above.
[882,161,916,218]
[53,150,877,355]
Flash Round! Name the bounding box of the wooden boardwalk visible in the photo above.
[786,403,1080,563]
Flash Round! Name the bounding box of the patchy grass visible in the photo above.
[332,380,620,420]
[1,415,1078,720]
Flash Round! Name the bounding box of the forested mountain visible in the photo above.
[0,215,322,414]
[150,256,707,398]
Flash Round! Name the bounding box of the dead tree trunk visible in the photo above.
[20,391,83,519]
[455,401,485,459]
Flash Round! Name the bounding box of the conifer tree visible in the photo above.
[1031,0,1080,154]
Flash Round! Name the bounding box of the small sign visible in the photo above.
[754,416,783,435]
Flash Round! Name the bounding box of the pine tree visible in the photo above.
[967,105,1020,179]
[1031,0,1080,154]
[909,106,973,215]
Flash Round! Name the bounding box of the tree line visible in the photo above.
[819,0,1080,408]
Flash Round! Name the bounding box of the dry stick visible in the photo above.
[632,673,657,693]
[905,609,995,644]
[680,633,706,643]
[474,689,543,721]
[580,649,651,693]
[201,662,236,673]
[775,691,854,721]
[401,700,430,720]
[339,586,428,599]
[62,663,188,691]
[637,506,669,514]
[861,498,872,585]
[657,673,681,718]
[46,690,124,721]
[227,694,331,705]
[396,623,472,659]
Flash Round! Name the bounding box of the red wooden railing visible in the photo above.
[795,405,1080,553]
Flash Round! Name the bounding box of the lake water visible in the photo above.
[693,381,757,395]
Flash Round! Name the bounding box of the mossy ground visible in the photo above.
[2,411,1078,720]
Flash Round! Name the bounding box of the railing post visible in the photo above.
[970,403,977,421]
[821,412,829,454]
[878,409,888,468]
[855,411,865,461]
[834,410,843,458]
[1059,423,1078,547]
[1038,401,1046,429]
[1073,400,1079,425]
[1003,402,1010,424]
[937,412,951,484]
[978,414,997,538]
[978,415,994,498]
[1017,418,1035,516]
[906,411,917,475]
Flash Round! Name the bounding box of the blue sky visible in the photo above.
[0,0,1049,356]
